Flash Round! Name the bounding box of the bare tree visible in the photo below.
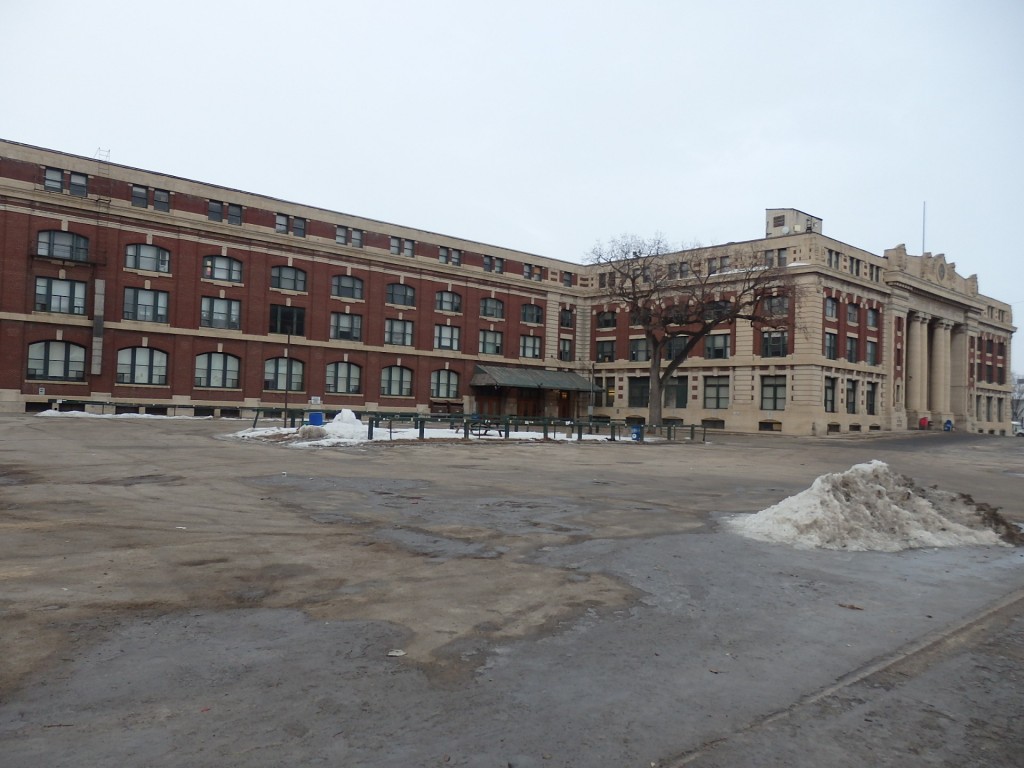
[589,234,795,427]
[1012,372,1024,424]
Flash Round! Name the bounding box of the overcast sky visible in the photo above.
[6,1,1023,361]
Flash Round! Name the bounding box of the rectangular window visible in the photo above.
[824,376,837,413]
[44,167,63,192]
[228,204,242,225]
[596,340,616,362]
[664,375,688,408]
[434,325,460,350]
[560,308,574,328]
[846,379,858,414]
[629,338,651,362]
[391,237,414,256]
[200,297,241,329]
[330,313,363,341]
[866,308,879,328]
[123,287,169,323]
[846,336,858,363]
[384,319,414,346]
[35,277,87,315]
[628,377,650,408]
[866,382,878,415]
[825,297,838,318]
[765,296,789,316]
[153,189,170,212]
[776,248,787,267]
[593,376,614,408]
[292,217,306,238]
[562,271,573,287]
[69,173,87,197]
[704,334,729,359]
[438,247,461,265]
[664,335,689,361]
[479,330,503,355]
[131,185,148,208]
[351,229,363,248]
[208,200,223,222]
[269,304,305,335]
[597,311,616,329]
[559,338,572,361]
[276,213,288,233]
[825,332,838,360]
[495,257,505,274]
[483,255,493,272]
[866,340,878,365]
[335,226,348,245]
[520,335,542,359]
[704,376,729,409]
[761,375,786,410]
[847,304,859,323]
[761,331,788,357]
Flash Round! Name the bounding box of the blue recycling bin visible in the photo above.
[308,411,324,426]
[630,425,643,441]
[943,419,953,432]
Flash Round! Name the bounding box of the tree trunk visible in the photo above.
[648,356,664,427]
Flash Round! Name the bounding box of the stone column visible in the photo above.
[907,313,930,415]
[929,320,951,416]
[939,321,953,415]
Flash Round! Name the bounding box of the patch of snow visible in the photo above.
[37,409,213,419]
[728,460,1006,551]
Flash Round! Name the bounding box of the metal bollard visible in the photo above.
[367,418,375,440]
[417,418,425,440]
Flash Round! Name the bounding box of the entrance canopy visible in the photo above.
[469,365,594,392]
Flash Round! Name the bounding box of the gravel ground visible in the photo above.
[0,416,1021,767]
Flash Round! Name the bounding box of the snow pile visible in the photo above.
[322,409,365,440]
[729,460,1009,551]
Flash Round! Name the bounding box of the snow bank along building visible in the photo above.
[0,140,1014,435]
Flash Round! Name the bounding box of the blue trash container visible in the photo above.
[308,411,324,426]
[630,425,643,441]
[943,419,953,432]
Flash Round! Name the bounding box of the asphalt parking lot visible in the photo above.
[1,416,1022,767]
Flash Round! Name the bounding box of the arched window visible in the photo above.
[117,347,168,385]
[202,255,243,282]
[326,362,361,394]
[126,244,170,273]
[481,297,504,319]
[264,357,304,391]
[271,265,307,291]
[195,352,240,388]
[27,341,86,381]
[380,366,412,397]
[331,275,364,299]
[37,230,89,261]
[435,290,462,313]
[385,283,415,307]
[431,370,459,399]
[521,304,543,323]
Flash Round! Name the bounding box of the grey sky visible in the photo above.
[5,1,1023,360]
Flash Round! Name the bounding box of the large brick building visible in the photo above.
[0,140,1014,434]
